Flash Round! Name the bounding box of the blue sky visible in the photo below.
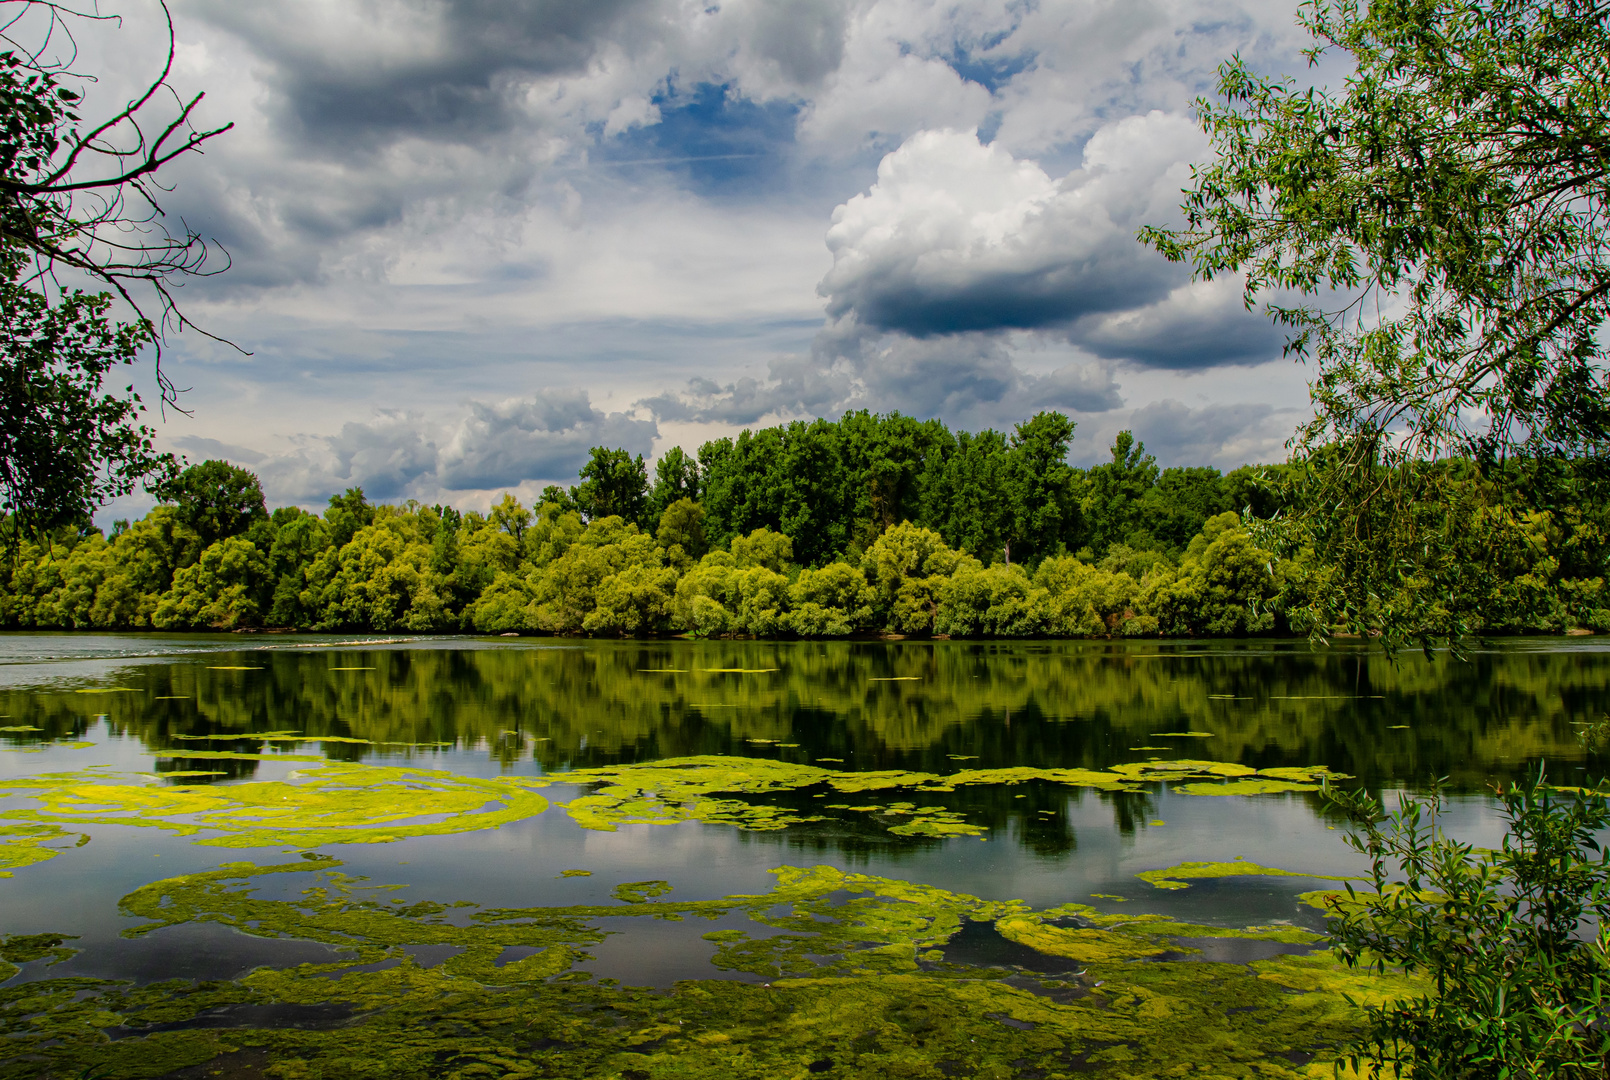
[69,0,1322,517]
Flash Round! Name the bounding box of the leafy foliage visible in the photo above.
[3,410,1606,637]
[0,269,172,535]
[1325,774,1610,1079]
[1143,0,1610,649]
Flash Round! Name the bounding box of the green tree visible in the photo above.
[488,494,533,543]
[1081,432,1159,559]
[154,459,267,547]
[787,562,875,637]
[0,3,232,536]
[1033,556,1139,636]
[0,271,174,537]
[647,447,701,525]
[1141,513,1280,637]
[1001,412,1080,566]
[1142,467,1232,554]
[324,488,374,551]
[923,428,1009,560]
[574,448,649,526]
[860,522,963,634]
[152,536,272,630]
[1143,0,1610,645]
[934,561,1049,638]
[265,509,329,628]
[730,527,794,573]
[655,497,708,569]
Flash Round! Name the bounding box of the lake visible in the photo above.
[1,633,1605,1079]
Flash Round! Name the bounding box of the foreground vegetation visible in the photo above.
[3,411,1607,638]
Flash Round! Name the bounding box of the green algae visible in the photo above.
[0,932,78,981]
[1150,731,1216,737]
[0,858,1417,1080]
[1176,778,1329,795]
[0,823,85,876]
[0,726,41,732]
[3,762,549,850]
[1136,859,1356,891]
[154,750,326,762]
[0,755,1350,877]
[613,880,675,904]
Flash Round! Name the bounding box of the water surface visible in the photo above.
[1,634,1604,1078]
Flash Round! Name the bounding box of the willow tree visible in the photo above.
[1143,0,1610,646]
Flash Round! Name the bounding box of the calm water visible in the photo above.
[1,633,1606,1076]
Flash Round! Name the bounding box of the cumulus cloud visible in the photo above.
[1072,276,1291,369]
[245,392,655,506]
[817,115,1197,336]
[815,116,1291,371]
[62,0,1326,519]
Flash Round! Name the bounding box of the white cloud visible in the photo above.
[816,114,1205,339]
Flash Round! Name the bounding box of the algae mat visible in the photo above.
[0,754,1344,871]
[0,859,1414,1080]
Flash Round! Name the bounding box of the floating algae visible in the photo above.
[1150,731,1215,737]
[0,726,41,733]
[0,755,1351,875]
[0,858,1418,1080]
[0,823,85,876]
[205,666,264,671]
[0,931,78,982]
[1175,778,1327,796]
[1,762,549,849]
[1136,859,1356,891]
[71,688,141,695]
[154,750,325,762]
[995,901,1324,964]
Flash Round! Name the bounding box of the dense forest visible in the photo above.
[2,411,1606,638]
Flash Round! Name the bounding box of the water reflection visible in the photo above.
[2,637,1603,792]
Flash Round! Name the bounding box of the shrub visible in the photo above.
[1325,773,1610,1079]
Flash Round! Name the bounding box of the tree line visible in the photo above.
[4,410,1605,640]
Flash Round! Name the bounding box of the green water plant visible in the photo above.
[0,857,1414,1079]
[1324,772,1610,1079]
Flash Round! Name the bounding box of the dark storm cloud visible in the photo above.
[1069,279,1291,370]
[189,0,656,147]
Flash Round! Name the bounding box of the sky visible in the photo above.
[47,0,1330,519]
